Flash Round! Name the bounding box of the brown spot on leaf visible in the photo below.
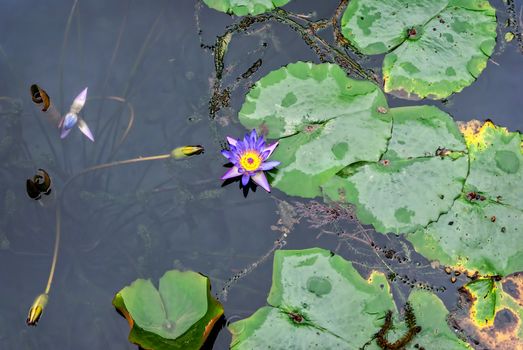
[503,273,523,305]
[288,311,304,324]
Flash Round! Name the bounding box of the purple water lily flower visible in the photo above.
[221,129,280,192]
[58,87,94,141]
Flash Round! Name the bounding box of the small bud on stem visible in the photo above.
[27,293,48,326]
[171,145,205,159]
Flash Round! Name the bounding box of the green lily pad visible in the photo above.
[322,106,468,234]
[202,0,290,16]
[113,270,224,350]
[239,61,392,197]
[341,0,497,99]
[229,248,469,349]
[407,122,523,276]
[465,278,499,326]
[465,122,523,211]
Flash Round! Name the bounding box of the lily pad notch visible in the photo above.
[322,105,469,234]
[113,270,224,350]
[406,121,523,277]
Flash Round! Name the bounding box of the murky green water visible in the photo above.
[0,0,521,348]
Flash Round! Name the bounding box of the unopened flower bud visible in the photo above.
[171,145,204,159]
[27,293,48,326]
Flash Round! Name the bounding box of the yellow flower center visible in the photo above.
[239,150,262,172]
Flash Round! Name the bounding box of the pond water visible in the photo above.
[0,0,522,349]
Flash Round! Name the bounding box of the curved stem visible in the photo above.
[94,1,129,138]
[59,0,79,114]
[86,96,135,163]
[36,152,171,314]
[64,154,170,189]
[45,205,61,294]
[58,0,80,175]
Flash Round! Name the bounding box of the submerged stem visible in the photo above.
[30,152,171,325]
[66,154,170,183]
[45,205,61,294]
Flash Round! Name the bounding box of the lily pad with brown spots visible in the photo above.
[450,274,523,348]
[407,122,523,277]
[228,248,470,349]
[341,0,497,99]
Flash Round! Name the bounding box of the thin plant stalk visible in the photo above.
[95,13,164,165]
[82,96,134,189]
[93,0,130,147]
[58,0,80,174]
[45,205,61,294]
[59,0,79,114]
[28,152,171,325]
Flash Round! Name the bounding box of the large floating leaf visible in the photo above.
[407,197,523,276]
[229,248,470,349]
[341,0,497,99]
[407,122,523,276]
[322,106,468,234]
[113,270,223,350]
[450,274,523,348]
[464,121,523,211]
[203,0,290,16]
[239,61,391,197]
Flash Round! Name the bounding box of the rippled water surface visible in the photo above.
[0,0,522,349]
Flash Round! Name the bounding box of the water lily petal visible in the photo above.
[63,113,78,130]
[249,129,257,146]
[60,127,72,139]
[256,136,266,149]
[260,160,280,171]
[69,87,88,114]
[226,136,238,146]
[263,141,279,158]
[221,166,242,180]
[236,140,245,153]
[77,118,94,142]
[221,150,233,159]
[252,171,270,192]
[241,173,250,186]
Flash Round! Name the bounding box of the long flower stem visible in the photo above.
[33,153,171,321]
[45,205,61,294]
[66,154,169,187]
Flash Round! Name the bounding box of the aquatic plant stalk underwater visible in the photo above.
[26,145,203,326]
[221,129,279,192]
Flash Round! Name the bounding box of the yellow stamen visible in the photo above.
[239,150,262,172]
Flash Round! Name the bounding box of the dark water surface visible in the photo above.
[0,0,521,349]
